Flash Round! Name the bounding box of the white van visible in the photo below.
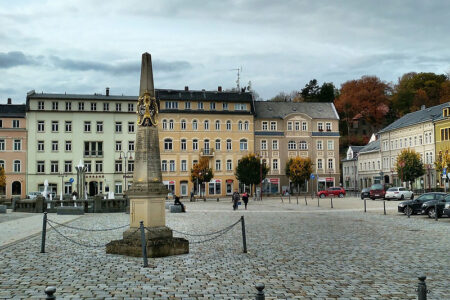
[27,192,41,199]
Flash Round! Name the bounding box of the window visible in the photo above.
[215,139,221,150]
[95,161,103,173]
[64,161,72,173]
[37,121,44,132]
[181,119,186,130]
[181,160,187,171]
[115,141,122,151]
[13,160,20,172]
[185,102,191,109]
[262,121,268,131]
[234,103,247,110]
[226,160,232,171]
[103,103,109,111]
[317,159,323,169]
[52,101,58,110]
[270,121,277,131]
[215,120,220,131]
[204,120,209,130]
[0,120,2,128]
[299,141,307,150]
[272,140,278,150]
[84,142,103,156]
[273,159,278,170]
[84,121,91,132]
[115,103,122,111]
[261,140,267,150]
[210,102,216,110]
[51,161,58,173]
[115,160,123,172]
[327,140,334,150]
[38,101,44,110]
[240,139,248,150]
[328,158,333,169]
[318,122,324,131]
[226,139,232,150]
[78,102,84,111]
[51,121,59,132]
[215,160,221,171]
[51,141,58,151]
[302,121,307,131]
[65,102,71,111]
[181,139,187,151]
[288,140,296,150]
[91,102,96,111]
[0,140,4,151]
[317,140,323,150]
[115,182,123,194]
[193,139,198,150]
[169,120,174,130]
[223,103,228,110]
[128,122,135,133]
[115,122,122,133]
[13,139,21,151]
[198,102,204,110]
[128,103,134,112]
[238,121,243,130]
[287,121,293,131]
[128,141,134,151]
[95,121,103,133]
[226,120,231,130]
[409,137,412,146]
[37,161,45,173]
[85,161,92,172]
[65,121,72,132]
[169,160,175,172]
[37,141,44,151]
[164,139,173,150]
[162,119,167,130]
[326,122,332,131]
[12,120,19,128]
[128,161,134,172]
[295,121,300,131]
[192,120,198,130]
[165,101,178,109]
[65,141,72,151]
[161,160,167,172]
[244,121,249,131]
[193,160,198,167]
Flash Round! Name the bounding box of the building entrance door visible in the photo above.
[89,181,98,196]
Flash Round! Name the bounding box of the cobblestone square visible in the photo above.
[0,198,449,299]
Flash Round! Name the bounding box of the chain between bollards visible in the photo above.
[241,216,247,253]
[255,283,265,300]
[139,221,148,268]
[40,212,47,253]
[44,286,56,300]
[417,276,427,300]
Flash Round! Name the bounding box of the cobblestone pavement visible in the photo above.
[0,199,449,299]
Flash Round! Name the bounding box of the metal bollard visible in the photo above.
[139,221,148,268]
[417,276,427,300]
[296,196,298,205]
[330,196,333,208]
[407,204,410,218]
[317,197,320,207]
[434,202,438,221]
[383,200,386,215]
[305,196,307,206]
[364,198,366,213]
[40,212,47,253]
[255,283,265,300]
[241,216,247,253]
[45,286,56,300]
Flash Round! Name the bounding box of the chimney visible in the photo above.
[106,87,110,96]
[218,86,222,92]
[184,86,189,91]
[421,105,425,110]
[7,98,12,104]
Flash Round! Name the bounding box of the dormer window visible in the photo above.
[444,108,449,117]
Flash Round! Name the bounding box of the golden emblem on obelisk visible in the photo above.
[137,89,158,126]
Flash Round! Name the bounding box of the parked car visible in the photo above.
[398,192,446,215]
[27,192,41,200]
[369,184,387,200]
[421,194,450,218]
[317,187,346,198]
[384,187,414,200]
[360,188,370,200]
[443,203,450,217]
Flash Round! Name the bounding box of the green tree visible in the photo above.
[318,82,337,102]
[190,157,213,199]
[300,79,320,101]
[396,149,425,188]
[235,154,269,195]
[0,167,5,195]
[285,157,313,197]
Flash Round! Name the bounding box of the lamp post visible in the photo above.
[57,171,66,201]
[119,151,134,192]
[75,160,87,202]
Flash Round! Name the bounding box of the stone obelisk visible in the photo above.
[106,53,189,258]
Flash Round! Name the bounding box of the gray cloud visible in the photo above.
[0,51,40,69]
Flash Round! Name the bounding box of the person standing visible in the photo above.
[242,192,249,210]
[232,191,240,210]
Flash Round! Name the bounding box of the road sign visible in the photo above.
[444,168,447,175]
[69,178,74,183]
[310,174,315,179]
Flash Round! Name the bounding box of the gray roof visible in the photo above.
[378,102,450,134]
[254,101,339,120]
[350,146,364,153]
[359,139,380,154]
[0,104,26,117]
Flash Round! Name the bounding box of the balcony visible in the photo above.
[200,148,215,157]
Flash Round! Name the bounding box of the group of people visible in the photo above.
[232,191,249,210]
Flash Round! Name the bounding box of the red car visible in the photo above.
[317,187,346,198]
[369,184,386,200]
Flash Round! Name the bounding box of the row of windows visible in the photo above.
[440,128,450,141]
[163,138,248,151]
[35,160,131,174]
[164,101,247,111]
[382,132,432,151]
[317,158,334,170]
[260,121,332,132]
[36,120,135,133]
[343,166,357,175]
[35,140,135,153]
[0,160,21,172]
[0,139,22,151]
[0,119,20,128]
[162,119,250,131]
[39,101,134,112]
[284,140,334,151]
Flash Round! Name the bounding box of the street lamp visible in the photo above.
[57,171,67,202]
[119,151,134,192]
[75,160,87,203]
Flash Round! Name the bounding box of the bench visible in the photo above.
[169,205,184,213]
[0,205,6,213]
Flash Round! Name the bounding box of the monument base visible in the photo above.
[106,226,189,258]
[56,206,85,215]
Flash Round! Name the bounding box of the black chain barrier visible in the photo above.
[47,218,129,231]
[170,218,241,237]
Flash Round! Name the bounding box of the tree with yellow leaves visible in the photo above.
[286,157,313,198]
[190,157,213,200]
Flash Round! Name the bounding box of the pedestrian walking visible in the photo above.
[242,192,249,210]
[232,191,240,210]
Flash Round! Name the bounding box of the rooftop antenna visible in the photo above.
[230,66,242,91]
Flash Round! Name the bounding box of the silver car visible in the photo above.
[385,187,414,200]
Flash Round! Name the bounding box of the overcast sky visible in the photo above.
[1,0,449,103]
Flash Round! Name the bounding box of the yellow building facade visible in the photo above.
[434,106,450,185]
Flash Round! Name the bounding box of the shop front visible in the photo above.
[318,177,334,191]
[163,180,176,195]
[262,178,280,194]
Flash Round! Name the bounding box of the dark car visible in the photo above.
[360,188,370,199]
[421,194,450,218]
[317,187,346,198]
[443,203,450,217]
[369,184,387,200]
[398,192,446,215]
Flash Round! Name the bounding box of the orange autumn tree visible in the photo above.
[190,157,213,199]
[285,157,313,196]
